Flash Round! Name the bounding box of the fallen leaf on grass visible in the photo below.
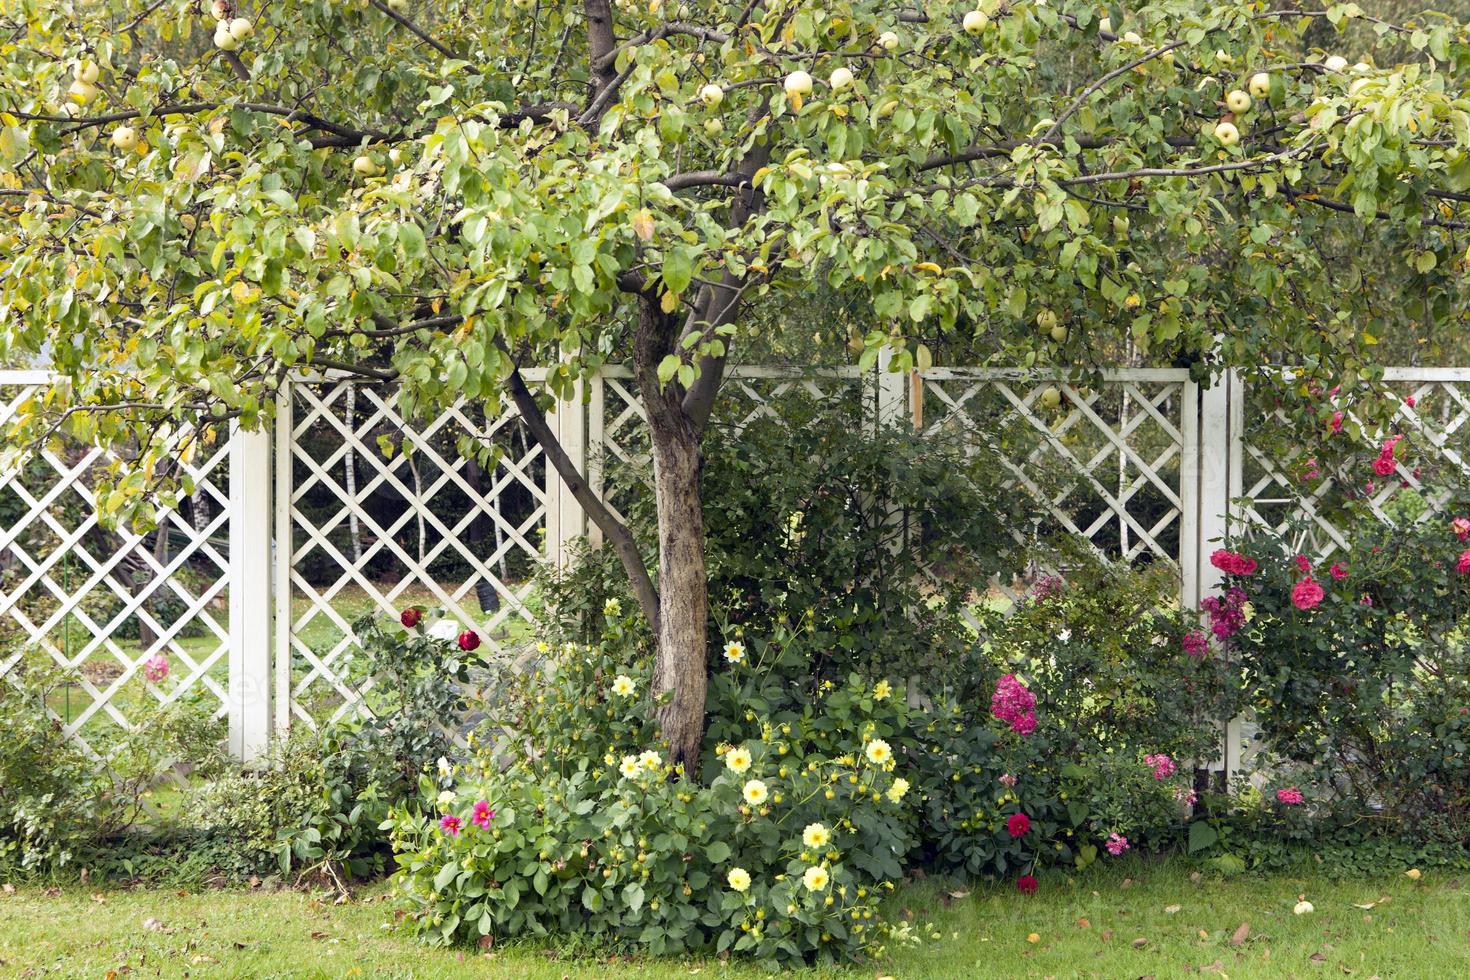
[141,918,166,933]
[1076,917,1091,929]
[1310,952,1327,963]
[2,883,14,895]
[310,931,329,941]
[947,889,970,900]
[1131,937,1149,949]
[1229,922,1251,946]
[1164,904,1182,914]
[1026,933,1040,944]
[91,893,106,904]
[1199,961,1225,974]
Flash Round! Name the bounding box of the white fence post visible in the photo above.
[228,418,273,762]
[272,382,294,739]
[874,348,907,429]
[543,376,588,569]
[1197,368,1242,778]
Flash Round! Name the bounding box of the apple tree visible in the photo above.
[4,0,1470,771]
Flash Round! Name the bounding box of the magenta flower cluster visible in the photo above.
[1275,787,1305,806]
[1201,587,1248,640]
[1143,753,1177,780]
[1181,629,1210,658]
[1105,833,1130,856]
[1209,549,1258,577]
[991,673,1037,735]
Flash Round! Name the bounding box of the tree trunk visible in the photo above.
[647,412,709,776]
[635,298,710,776]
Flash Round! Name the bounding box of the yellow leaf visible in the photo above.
[1026,932,1040,943]
[660,290,679,313]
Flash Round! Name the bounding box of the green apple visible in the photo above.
[878,30,899,52]
[74,61,99,84]
[1248,72,1271,99]
[228,17,253,40]
[1323,55,1348,72]
[1213,120,1240,146]
[111,125,139,151]
[1225,90,1251,113]
[1036,309,1058,333]
[67,79,98,105]
[1039,387,1062,409]
[699,83,724,108]
[1050,325,1068,343]
[829,67,854,91]
[352,154,379,176]
[783,71,812,96]
[962,10,990,34]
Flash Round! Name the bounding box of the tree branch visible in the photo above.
[498,346,662,631]
[367,0,461,59]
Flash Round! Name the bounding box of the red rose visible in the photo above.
[400,607,422,629]
[1006,813,1031,838]
[1016,875,1038,895]
[458,629,481,652]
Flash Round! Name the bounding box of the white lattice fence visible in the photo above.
[915,368,1199,594]
[275,375,550,731]
[0,371,233,782]
[1235,368,1470,560]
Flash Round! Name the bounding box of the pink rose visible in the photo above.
[1329,411,1343,434]
[1275,787,1304,806]
[1294,554,1311,573]
[1291,577,1325,611]
[1328,563,1348,581]
[1457,551,1470,575]
[1452,517,1470,542]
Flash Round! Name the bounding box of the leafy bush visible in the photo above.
[387,626,918,967]
[909,554,1237,882]
[1,654,223,874]
[1211,496,1470,835]
[541,392,1035,682]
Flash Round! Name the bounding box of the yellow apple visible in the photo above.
[963,10,990,35]
[67,79,99,105]
[352,154,379,176]
[829,67,853,91]
[1225,90,1251,113]
[228,17,253,40]
[1323,55,1348,72]
[1213,120,1240,146]
[111,125,139,151]
[878,31,899,52]
[783,71,813,96]
[74,61,100,84]
[699,83,724,108]
[1248,72,1271,99]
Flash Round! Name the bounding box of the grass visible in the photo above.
[3,862,1467,978]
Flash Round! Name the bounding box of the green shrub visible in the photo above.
[910,553,1238,881]
[386,629,918,967]
[1208,493,1470,837]
[541,392,1036,682]
[0,654,224,875]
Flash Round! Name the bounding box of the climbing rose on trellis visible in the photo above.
[991,674,1037,735]
[1209,549,1258,576]
[1291,577,1325,610]
[1454,517,1470,542]
[1201,588,1248,640]
[1143,753,1177,780]
[1181,629,1210,659]
[142,654,169,682]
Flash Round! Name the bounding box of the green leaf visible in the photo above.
[705,841,732,864]
[623,882,645,914]
[1188,821,1220,854]
[662,247,694,296]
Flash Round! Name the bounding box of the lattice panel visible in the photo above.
[282,381,547,728]
[0,378,232,775]
[917,371,1194,575]
[1237,373,1470,560]
[591,366,870,526]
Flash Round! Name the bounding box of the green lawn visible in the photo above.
[3,862,1466,978]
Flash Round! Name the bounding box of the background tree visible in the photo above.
[5,0,1470,771]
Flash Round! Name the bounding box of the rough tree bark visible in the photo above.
[634,297,709,774]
